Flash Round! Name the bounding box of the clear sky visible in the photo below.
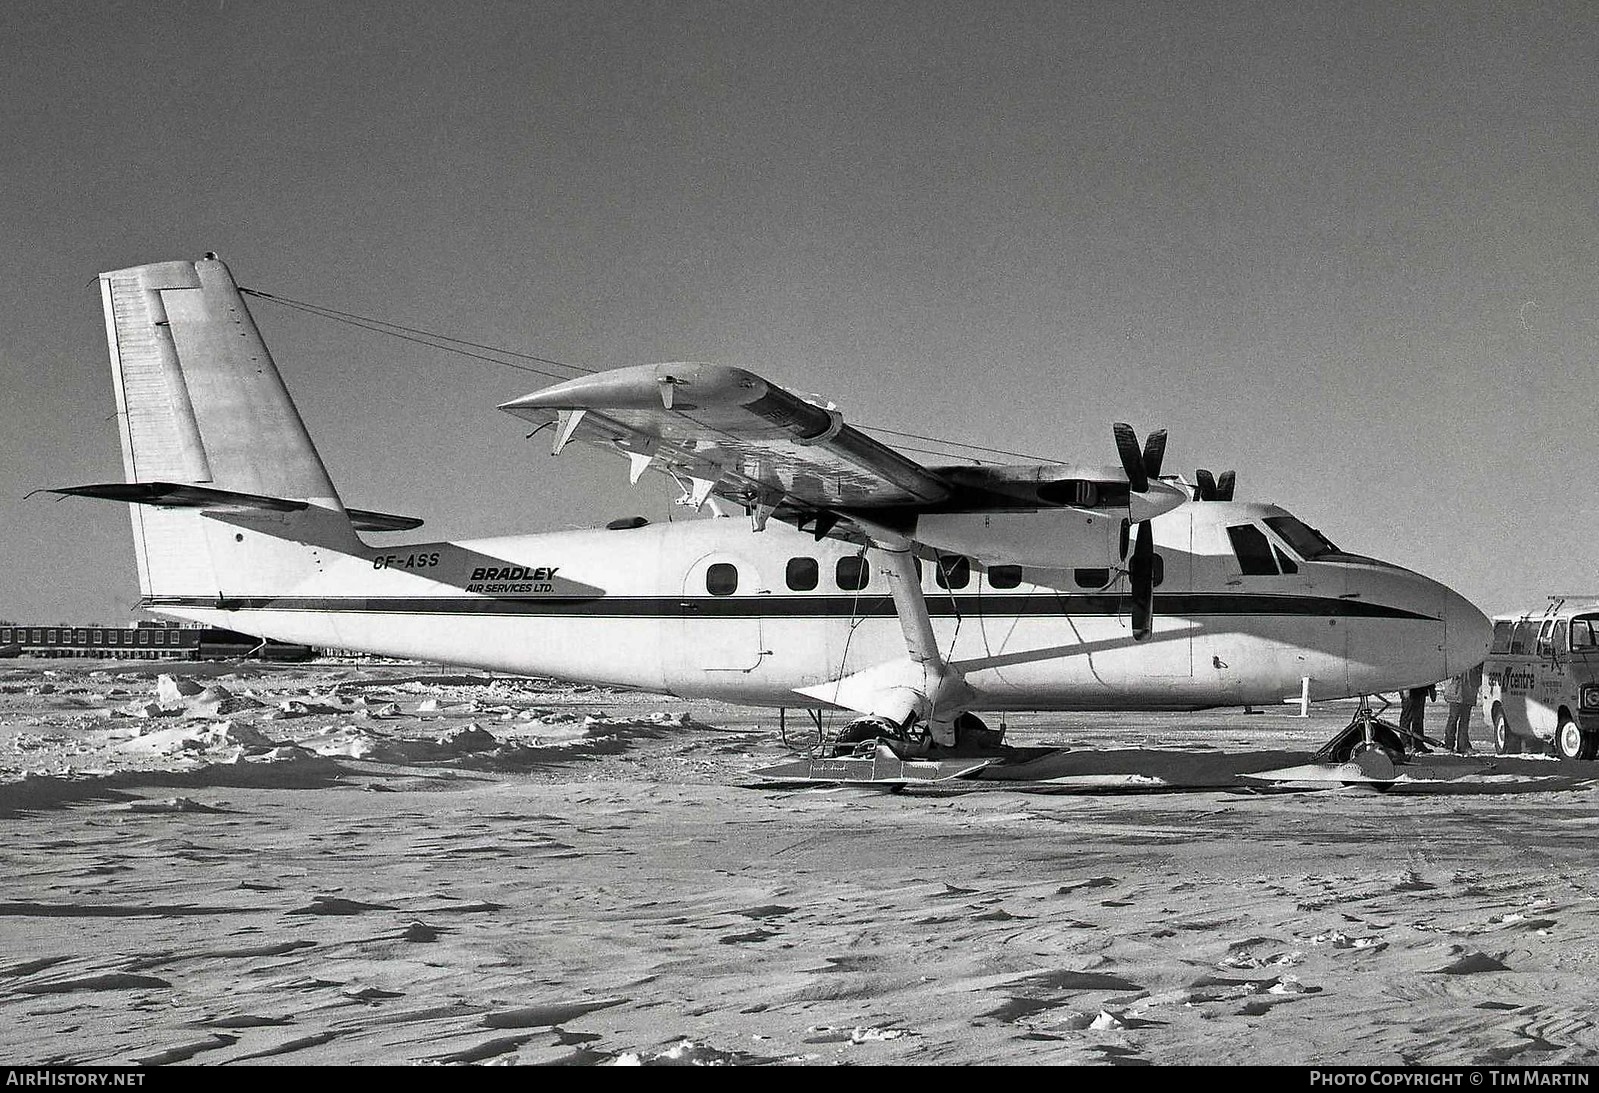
[2,0,1596,622]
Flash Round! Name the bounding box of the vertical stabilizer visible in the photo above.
[100,256,361,600]
[102,255,344,503]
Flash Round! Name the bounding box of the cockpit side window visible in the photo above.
[1226,524,1279,576]
[1263,516,1340,560]
[1273,546,1298,575]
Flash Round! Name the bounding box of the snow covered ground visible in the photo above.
[1,658,1598,1066]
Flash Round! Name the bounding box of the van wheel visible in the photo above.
[1555,716,1597,761]
[1493,707,1520,755]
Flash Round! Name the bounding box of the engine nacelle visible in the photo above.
[913,509,1122,568]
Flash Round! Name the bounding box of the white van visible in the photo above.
[1480,597,1599,759]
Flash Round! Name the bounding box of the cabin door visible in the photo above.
[680,552,767,673]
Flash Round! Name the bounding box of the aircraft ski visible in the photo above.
[46,255,1493,769]
[753,745,993,786]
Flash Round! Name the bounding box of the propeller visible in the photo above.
[1112,423,1168,641]
[1129,521,1155,641]
[1112,422,1166,493]
[1194,468,1236,501]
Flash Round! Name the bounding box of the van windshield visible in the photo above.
[1570,615,1599,652]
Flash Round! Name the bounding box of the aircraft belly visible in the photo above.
[974,610,1193,694]
[1344,615,1443,694]
[1196,616,1351,705]
[187,609,670,690]
[678,612,765,673]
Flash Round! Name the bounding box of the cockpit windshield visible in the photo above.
[1264,516,1341,560]
[1570,615,1599,653]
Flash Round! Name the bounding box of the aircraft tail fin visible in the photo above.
[95,255,364,601]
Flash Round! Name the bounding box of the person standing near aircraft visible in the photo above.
[1441,663,1484,753]
[1399,683,1436,745]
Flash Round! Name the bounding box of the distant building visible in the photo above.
[0,620,314,662]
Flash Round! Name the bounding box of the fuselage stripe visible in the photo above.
[143,593,1438,622]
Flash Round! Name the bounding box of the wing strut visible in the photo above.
[796,533,973,746]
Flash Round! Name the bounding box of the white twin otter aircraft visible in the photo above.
[56,256,1490,760]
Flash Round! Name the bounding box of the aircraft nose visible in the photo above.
[1442,587,1492,676]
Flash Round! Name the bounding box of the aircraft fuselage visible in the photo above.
[144,499,1487,711]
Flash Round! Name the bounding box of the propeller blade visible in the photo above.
[1195,468,1216,501]
[1112,423,1147,493]
[1141,429,1167,480]
[1216,470,1236,502]
[1130,521,1155,641]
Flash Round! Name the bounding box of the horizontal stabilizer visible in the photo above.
[344,508,426,533]
[39,482,423,531]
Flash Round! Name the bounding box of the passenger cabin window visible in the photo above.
[706,563,738,596]
[1227,525,1279,576]
[1074,568,1111,589]
[1538,618,1567,656]
[934,555,970,590]
[988,565,1022,590]
[785,557,818,592]
[836,556,869,592]
[1490,620,1514,654]
[1150,553,1165,587]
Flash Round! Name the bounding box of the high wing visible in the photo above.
[498,362,1179,531]
[502,360,1190,744]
